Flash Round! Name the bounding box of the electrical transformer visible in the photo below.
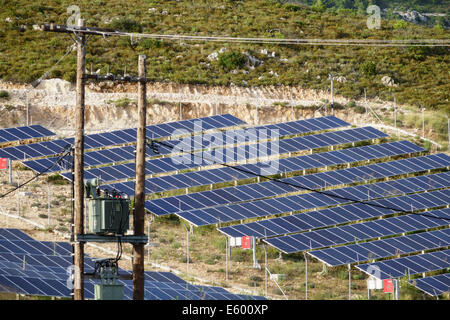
[85,178,130,235]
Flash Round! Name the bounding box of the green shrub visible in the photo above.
[360,61,377,76]
[139,39,162,49]
[0,90,9,99]
[218,52,247,71]
[47,174,69,185]
[110,17,142,33]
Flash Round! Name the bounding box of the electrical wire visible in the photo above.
[150,139,450,222]
[60,25,450,47]
[0,144,74,199]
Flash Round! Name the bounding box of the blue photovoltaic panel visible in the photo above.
[0,114,245,161]
[0,253,96,273]
[0,240,72,256]
[356,249,450,280]
[0,229,35,241]
[178,170,450,227]
[260,189,450,252]
[0,231,264,300]
[23,115,350,174]
[0,125,55,144]
[105,140,423,197]
[410,273,450,296]
[60,126,388,183]
[150,153,450,216]
[0,274,265,300]
[309,227,450,266]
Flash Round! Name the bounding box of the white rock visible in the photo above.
[258,76,264,80]
[231,69,239,75]
[161,10,168,15]
[336,76,347,83]
[148,8,157,12]
[260,49,268,55]
[242,80,248,85]
[176,55,183,59]
[242,70,249,75]
[280,58,288,62]
[5,17,12,23]
[36,79,74,94]
[219,47,227,53]
[381,76,398,87]
[207,52,219,61]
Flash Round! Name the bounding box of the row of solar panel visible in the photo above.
[410,273,449,296]
[219,182,450,239]
[218,171,450,239]
[309,225,450,266]
[22,115,349,174]
[58,126,388,183]
[0,229,35,241]
[149,153,450,216]
[177,170,450,227]
[0,114,245,160]
[0,260,185,285]
[104,140,423,197]
[0,125,55,144]
[0,240,72,256]
[263,206,450,254]
[0,274,264,300]
[0,229,265,300]
[356,249,450,280]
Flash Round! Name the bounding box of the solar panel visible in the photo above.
[0,274,264,300]
[178,171,450,227]
[410,273,450,296]
[0,253,96,272]
[0,240,72,256]
[104,140,423,197]
[0,231,264,300]
[0,125,55,144]
[0,229,35,241]
[309,227,450,267]
[234,188,449,241]
[0,114,245,161]
[149,154,450,216]
[356,249,450,280]
[59,126,387,183]
[23,115,350,174]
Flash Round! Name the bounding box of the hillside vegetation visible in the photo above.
[0,0,448,111]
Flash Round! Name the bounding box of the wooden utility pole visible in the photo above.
[73,18,86,300]
[133,54,147,300]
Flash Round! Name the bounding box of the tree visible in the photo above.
[312,0,326,12]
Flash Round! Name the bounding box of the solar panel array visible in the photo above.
[410,273,450,296]
[262,188,449,253]
[23,115,349,174]
[0,125,55,144]
[177,168,450,227]
[0,229,264,300]
[219,190,450,241]
[0,114,245,161]
[150,154,450,216]
[103,140,423,197]
[309,225,450,267]
[58,126,387,183]
[356,249,450,280]
[264,204,450,254]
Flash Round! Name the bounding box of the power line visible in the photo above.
[0,145,73,199]
[39,24,450,47]
[151,139,450,222]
